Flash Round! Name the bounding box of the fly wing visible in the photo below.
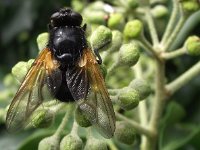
[6,48,61,132]
[66,48,116,138]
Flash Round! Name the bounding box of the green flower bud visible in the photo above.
[118,42,140,67]
[150,0,167,5]
[101,30,123,52]
[31,109,55,128]
[3,74,17,88]
[12,61,28,83]
[0,90,13,102]
[84,10,107,25]
[108,13,125,30]
[114,121,136,145]
[27,59,34,68]
[129,79,151,100]
[38,135,60,150]
[37,32,49,51]
[118,89,140,110]
[123,20,143,40]
[185,35,200,56]
[60,134,83,150]
[84,138,108,150]
[181,0,200,14]
[127,0,139,9]
[87,1,105,10]
[71,0,85,12]
[151,5,169,18]
[90,26,112,51]
[75,107,92,128]
[109,30,123,52]
[11,59,34,83]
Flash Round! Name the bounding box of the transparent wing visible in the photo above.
[6,48,61,132]
[66,48,116,138]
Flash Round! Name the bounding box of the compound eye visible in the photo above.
[71,11,82,26]
[51,12,60,20]
[60,7,71,13]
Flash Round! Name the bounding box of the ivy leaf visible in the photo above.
[18,130,54,150]
[160,101,186,127]
[159,101,200,150]
[160,124,200,150]
[0,130,30,150]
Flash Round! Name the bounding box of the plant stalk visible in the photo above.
[54,104,74,137]
[139,35,160,61]
[166,61,200,96]
[71,120,79,135]
[161,47,186,60]
[147,60,167,149]
[115,112,155,138]
[164,5,186,50]
[133,62,150,150]
[161,0,179,45]
[145,8,159,45]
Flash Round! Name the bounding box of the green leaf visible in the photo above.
[18,111,74,150]
[18,130,54,150]
[159,101,200,150]
[160,101,186,126]
[160,124,200,150]
[190,131,200,149]
[0,130,30,150]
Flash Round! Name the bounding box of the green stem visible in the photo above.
[139,101,148,126]
[161,47,186,60]
[51,103,66,113]
[54,104,74,137]
[170,11,200,49]
[166,61,200,96]
[149,61,166,127]
[71,120,79,135]
[133,63,149,150]
[115,112,155,138]
[86,127,93,138]
[133,63,148,125]
[148,60,166,149]
[139,100,150,150]
[107,61,119,76]
[164,5,186,50]
[107,140,119,150]
[139,35,160,61]
[135,7,146,15]
[161,0,179,45]
[145,8,159,45]
[141,137,152,150]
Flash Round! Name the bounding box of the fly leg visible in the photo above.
[94,48,102,65]
[94,39,111,65]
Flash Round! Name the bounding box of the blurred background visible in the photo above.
[0,0,70,76]
[0,0,200,149]
[0,0,72,149]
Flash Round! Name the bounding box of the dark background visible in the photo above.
[0,0,70,78]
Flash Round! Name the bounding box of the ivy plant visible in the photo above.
[0,0,200,150]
